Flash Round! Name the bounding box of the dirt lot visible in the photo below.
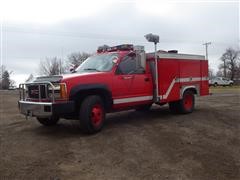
[0,88,240,180]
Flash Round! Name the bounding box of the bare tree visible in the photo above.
[39,57,65,76]
[235,57,240,79]
[216,70,223,77]
[68,52,91,68]
[208,68,214,79]
[10,79,16,87]
[25,74,34,82]
[219,48,240,80]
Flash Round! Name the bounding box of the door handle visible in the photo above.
[122,76,133,80]
[144,77,150,82]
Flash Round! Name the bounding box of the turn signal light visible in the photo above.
[60,83,67,100]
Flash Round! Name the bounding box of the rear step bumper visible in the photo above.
[18,100,75,118]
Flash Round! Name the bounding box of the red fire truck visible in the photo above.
[18,34,209,133]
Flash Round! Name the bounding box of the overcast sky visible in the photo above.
[0,0,239,85]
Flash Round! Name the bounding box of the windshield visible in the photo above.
[75,53,118,73]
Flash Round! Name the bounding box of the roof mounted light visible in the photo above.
[107,44,133,52]
[97,45,110,53]
[97,44,133,53]
[144,33,159,44]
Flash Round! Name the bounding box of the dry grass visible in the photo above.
[210,85,240,94]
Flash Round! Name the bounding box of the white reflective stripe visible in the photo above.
[201,77,209,81]
[113,96,153,104]
[162,78,176,99]
[161,76,208,99]
[177,77,202,82]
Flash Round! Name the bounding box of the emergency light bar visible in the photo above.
[97,44,133,53]
[97,45,110,53]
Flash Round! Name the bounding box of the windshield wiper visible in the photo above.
[83,68,100,72]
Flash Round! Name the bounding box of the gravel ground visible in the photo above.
[0,89,239,180]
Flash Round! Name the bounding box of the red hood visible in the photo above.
[61,72,106,81]
[34,72,108,83]
[60,72,112,87]
[60,72,113,96]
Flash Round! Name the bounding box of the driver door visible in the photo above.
[112,54,152,108]
[112,55,135,99]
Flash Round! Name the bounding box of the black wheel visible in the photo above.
[214,82,218,87]
[180,90,195,113]
[169,90,195,114]
[135,104,152,111]
[79,95,105,134]
[230,83,233,86]
[37,116,59,126]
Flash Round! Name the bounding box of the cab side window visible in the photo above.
[116,54,144,75]
[116,56,136,74]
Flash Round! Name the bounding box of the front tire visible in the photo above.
[79,95,105,134]
[37,116,59,126]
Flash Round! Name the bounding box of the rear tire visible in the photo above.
[37,116,59,126]
[169,90,195,114]
[214,82,218,87]
[79,95,105,134]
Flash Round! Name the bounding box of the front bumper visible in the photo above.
[18,100,75,118]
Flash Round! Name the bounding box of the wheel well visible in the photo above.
[182,87,198,97]
[72,89,113,112]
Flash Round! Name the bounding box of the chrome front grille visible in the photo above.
[28,85,47,99]
[19,82,56,102]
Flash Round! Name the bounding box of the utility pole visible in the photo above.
[203,42,211,60]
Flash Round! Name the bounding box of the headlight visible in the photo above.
[48,83,67,100]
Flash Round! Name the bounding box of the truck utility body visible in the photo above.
[18,44,209,133]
